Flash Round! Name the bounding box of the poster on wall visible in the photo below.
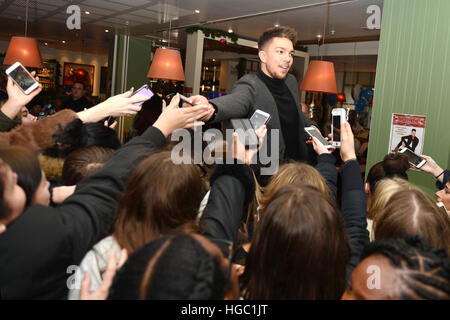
[388,113,426,155]
[63,62,95,93]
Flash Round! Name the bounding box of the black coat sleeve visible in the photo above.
[53,126,166,263]
[201,162,255,245]
[340,160,369,284]
[315,153,338,201]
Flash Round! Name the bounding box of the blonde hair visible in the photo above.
[248,162,329,226]
[368,177,418,221]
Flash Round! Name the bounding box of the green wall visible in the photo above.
[367,0,450,196]
[109,35,152,136]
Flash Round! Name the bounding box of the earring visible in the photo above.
[0,224,6,233]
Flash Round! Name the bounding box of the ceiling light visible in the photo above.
[228,28,233,33]
[85,11,90,15]
[316,34,323,39]
[105,29,109,33]
[274,24,280,27]
[212,59,216,62]
[195,9,200,14]
[44,42,48,46]
[62,40,66,44]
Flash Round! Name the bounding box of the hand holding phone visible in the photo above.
[131,84,154,106]
[250,109,271,130]
[398,147,427,168]
[331,108,347,148]
[304,126,332,149]
[6,61,40,95]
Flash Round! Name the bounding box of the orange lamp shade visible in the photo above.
[147,48,185,81]
[300,60,337,94]
[4,36,43,68]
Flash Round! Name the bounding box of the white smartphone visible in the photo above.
[5,61,40,94]
[398,147,427,168]
[304,126,333,149]
[331,108,347,148]
[250,109,271,130]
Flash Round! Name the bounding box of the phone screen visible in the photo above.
[132,86,154,106]
[402,148,424,167]
[9,64,37,92]
[305,127,329,146]
[332,115,341,142]
[250,111,270,130]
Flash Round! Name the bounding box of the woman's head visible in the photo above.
[258,161,329,211]
[342,235,450,300]
[62,146,115,185]
[108,234,238,300]
[374,184,450,255]
[242,183,350,299]
[114,151,207,255]
[0,146,49,207]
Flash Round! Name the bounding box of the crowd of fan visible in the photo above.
[0,71,449,300]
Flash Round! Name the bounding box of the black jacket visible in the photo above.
[0,126,166,299]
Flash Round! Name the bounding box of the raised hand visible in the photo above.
[80,249,128,300]
[232,125,267,165]
[340,122,357,163]
[153,93,211,137]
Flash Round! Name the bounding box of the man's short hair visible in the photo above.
[412,129,417,132]
[258,26,297,51]
[72,81,86,90]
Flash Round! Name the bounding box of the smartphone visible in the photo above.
[331,108,347,148]
[164,92,193,107]
[304,126,333,149]
[437,202,449,218]
[398,147,427,168]
[250,109,270,130]
[5,61,40,94]
[131,84,154,106]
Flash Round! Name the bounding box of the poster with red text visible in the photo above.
[388,113,426,155]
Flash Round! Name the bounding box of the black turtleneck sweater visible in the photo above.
[256,68,300,160]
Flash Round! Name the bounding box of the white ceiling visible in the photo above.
[0,0,383,54]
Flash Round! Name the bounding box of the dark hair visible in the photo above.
[366,153,409,194]
[62,146,115,185]
[113,151,207,255]
[45,119,121,158]
[72,81,86,90]
[0,90,8,107]
[412,129,417,132]
[108,234,231,299]
[241,183,350,299]
[0,159,9,220]
[374,188,450,255]
[361,235,450,299]
[258,26,297,51]
[0,146,41,207]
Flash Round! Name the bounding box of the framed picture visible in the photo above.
[63,62,95,93]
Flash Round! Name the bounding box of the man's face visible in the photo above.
[411,130,416,138]
[259,37,294,80]
[71,83,85,100]
[435,182,450,211]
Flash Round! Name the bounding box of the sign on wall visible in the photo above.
[389,113,426,155]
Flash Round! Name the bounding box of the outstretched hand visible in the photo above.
[153,93,211,137]
[80,249,128,300]
[181,94,215,122]
[232,125,267,165]
[418,155,443,178]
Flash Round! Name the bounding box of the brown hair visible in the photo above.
[258,26,297,51]
[374,188,450,256]
[62,146,115,185]
[241,183,350,299]
[113,151,207,255]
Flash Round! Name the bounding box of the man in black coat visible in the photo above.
[62,82,93,113]
[396,128,419,152]
[186,26,317,173]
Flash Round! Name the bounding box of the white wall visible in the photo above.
[306,41,379,56]
[0,41,108,96]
